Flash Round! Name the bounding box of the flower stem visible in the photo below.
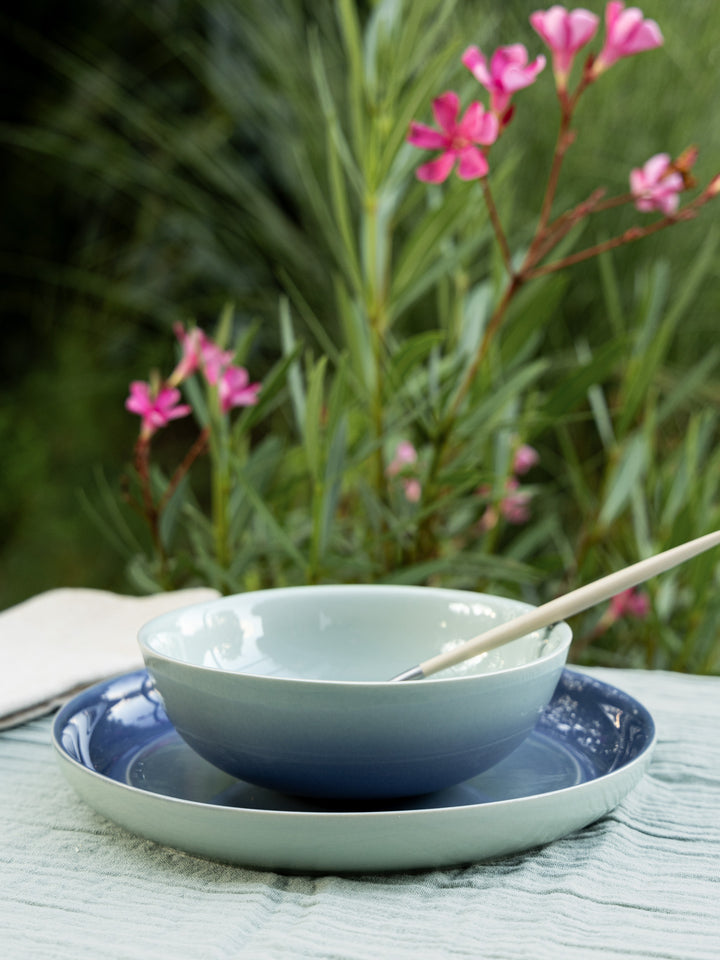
[415,269,522,560]
[133,436,169,581]
[533,110,573,244]
[158,427,209,514]
[447,272,522,423]
[481,178,513,274]
[207,392,232,579]
[525,206,702,281]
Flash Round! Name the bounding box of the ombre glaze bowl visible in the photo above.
[138,585,572,799]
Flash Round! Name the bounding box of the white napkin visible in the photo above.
[0,587,219,729]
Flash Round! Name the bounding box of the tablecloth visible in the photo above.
[1,592,719,959]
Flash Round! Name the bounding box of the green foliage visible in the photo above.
[3,0,720,675]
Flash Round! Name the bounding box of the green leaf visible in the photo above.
[159,473,190,551]
[336,279,374,392]
[597,251,624,338]
[388,330,446,387]
[279,298,306,436]
[392,183,488,304]
[319,414,348,554]
[232,471,306,571]
[454,359,549,440]
[77,468,145,559]
[304,355,328,480]
[575,339,616,450]
[542,337,627,421]
[656,349,720,425]
[335,0,365,157]
[618,233,717,436]
[598,433,648,530]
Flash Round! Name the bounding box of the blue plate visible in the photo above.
[53,669,655,872]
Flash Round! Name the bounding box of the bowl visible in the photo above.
[138,585,572,799]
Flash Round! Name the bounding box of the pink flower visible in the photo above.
[630,153,684,215]
[408,91,499,183]
[403,478,422,503]
[200,338,235,386]
[218,365,261,413]
[609,587,650,620]
[530,6,599,88]
[593,2,663,74]
[125,381,192,438]
[170,324,236,387]
[169,325,205,385]
[500,479,533,525]
[462,44,546,116]
[386,441,418,477]
[513,444,540,475]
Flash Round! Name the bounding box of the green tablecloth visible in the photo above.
[2,666,719,959]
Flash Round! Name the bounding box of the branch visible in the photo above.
[158,426,210,513]
[525,208,700,281]
[481,178,513,275]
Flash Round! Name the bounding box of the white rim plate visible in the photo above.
[53,668,655,873]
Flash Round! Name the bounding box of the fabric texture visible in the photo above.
[0,590,719,959]
[0,587,218,728]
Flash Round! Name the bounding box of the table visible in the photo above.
[1,665,719,959]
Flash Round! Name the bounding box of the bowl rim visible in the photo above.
[137,584,573,687]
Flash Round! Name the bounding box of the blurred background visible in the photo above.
[2,0,719,613]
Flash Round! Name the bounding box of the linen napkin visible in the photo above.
[0,586,219,729]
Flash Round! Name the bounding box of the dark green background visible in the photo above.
[2,0,718,610]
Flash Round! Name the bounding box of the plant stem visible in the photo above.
[533,110,573,244]
[415,270,522,559]
[208,393,232,579]
[447,272,522,423]
[133,435,168,580]
[481,179,512,274]
[212,453,231,574]
[307,478,324,584]
[158,427,209,514]
[525,207,702,281]
[364,186,392,533]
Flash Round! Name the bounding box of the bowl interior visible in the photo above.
[140,586,571,682]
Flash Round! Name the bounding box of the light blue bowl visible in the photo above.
[138,585,572,799]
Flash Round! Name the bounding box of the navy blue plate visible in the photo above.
[53,669,656,870]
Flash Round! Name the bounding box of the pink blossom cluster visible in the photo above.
[386,441,422,503]
[478,444,540,530]
[125,382,192,440]
[125,324,260,439]
[530,2,662,88]
[609,586,650,620]
[629,153,685,215]
[408,3,664,186]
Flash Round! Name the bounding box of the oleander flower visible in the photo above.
[499,478,533,525]
[477,478,534,527]
[462,44,546,116]
[386,441,418,477]
[609,587,650,620]
[125,381,192,438]
[513,444,540,475]
[219,365,262,413]
[593,1,663,74]
[200,338,236,387]
[408,92,498,183]
[530,6,599,89]
[630,153,684,214]
[170,324,236,387]
[402,478,422,503]
[169,324,205,385]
